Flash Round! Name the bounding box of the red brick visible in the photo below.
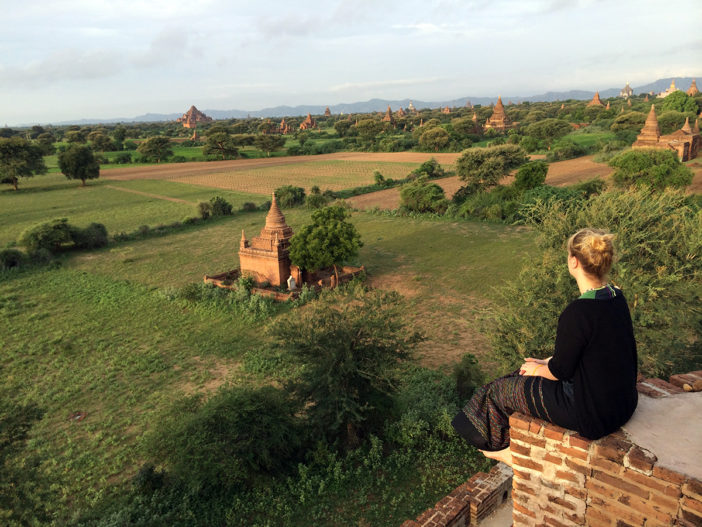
[668,372,701,389]
[585,507,614,526]
[530,420,544,434]
[547,494,577,511]
[589,496,647,525]
[564,457,591,476]
[625,446,657,473]
[569,433,592,450]
[591,456,624,474]
[544,516,569,527]
[510,429,547,448]
[509,414,532,431]
[543,423,567,441]
[624,469,682,498]
[512,456,544,472]
[511,442,531,457]
[556,470,581,483]
[592,470,649,499]
[400,521,420,527]
[616,493,675,524]
[649,492,681,514]
[682,478,702,500]
[563,511,586,524]
[513,501,535,518]
[514,480,537,496]
[557,444,589,460]
[564,485,587,500]
[512,512,532,526]
[513,468,531,481]
[681,496,702,514]
[544,452,564,465]
[587,479,622,500]
[594,436,632,463]
[652,465,686,485]
[679,505,702,525]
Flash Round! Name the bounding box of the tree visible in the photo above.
[333,120,352,137]
[456,144,528,191]
[661,91,698,113]
[514,160,548,191]
[289,205,363,282]
[400,175,449,214]
[274,185,305,207]
[271,287,422,448]
[419,127,450,151]
[608,149,692,190]
[610,111,647,133]
[451,116,476,135]
[137,136,172,163]
[0,137,47,190]
[203,132,239,160]
[112,126,127,144]
[354,119,383,145]
[524,118,572,146]
[657,111,696,135]
[64,130,86,143]
[35,132,55,155]
[58,144,100,186]
[87,132,114,152]
[254,134,285,156]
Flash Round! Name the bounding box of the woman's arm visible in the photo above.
[520,357,558,381]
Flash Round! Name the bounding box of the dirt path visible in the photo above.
[104,185,195,204]
[101,152,463,181]
[347,155,615,210]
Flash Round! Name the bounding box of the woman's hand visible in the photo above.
[519,357,557,380]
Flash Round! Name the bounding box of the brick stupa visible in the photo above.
[586,92,605,107]
[688,79,699,96]
[324,106,332,117]
[239,194,294,286]
[176,105,212,128]
[299,113,317,130]
[484,96,513,131]
[632,105,700,161]
[382,105,395,124]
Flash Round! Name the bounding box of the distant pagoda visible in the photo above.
[657,79,679,98]
[632,104,700,161]
[586,92,605,108]
[687,79,699,97]
[176,105,212,129]
[619,82,633,98]
[324,106,332,117]
[484,96,514,131]
[299,112,317,130]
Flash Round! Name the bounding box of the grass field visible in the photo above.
[1,168,534,522]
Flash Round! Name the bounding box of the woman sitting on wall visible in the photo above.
[452,228,638,465]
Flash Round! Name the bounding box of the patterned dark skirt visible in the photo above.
[452,370,578,451]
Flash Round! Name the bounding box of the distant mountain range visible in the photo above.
[34,77,701,126]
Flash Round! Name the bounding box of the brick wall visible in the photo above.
[400,464,512,527]
[509,385,702,527]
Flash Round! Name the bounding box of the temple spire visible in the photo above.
[681,117,692,134]
[265,193,288,230]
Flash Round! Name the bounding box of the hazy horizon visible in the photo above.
[2,0,701,126]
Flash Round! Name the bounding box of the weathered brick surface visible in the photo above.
[509,373,699,527]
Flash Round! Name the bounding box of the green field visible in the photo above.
[1,173,534,524]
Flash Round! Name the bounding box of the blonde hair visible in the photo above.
[567,228,615,280]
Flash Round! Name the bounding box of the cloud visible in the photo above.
[131,27,193,68]
[0,48,121,88]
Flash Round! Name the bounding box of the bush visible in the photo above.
[399,175,449,214]
[514,160,548,191]
[145,386,302,490]
[608,149,693,190]
[71,222,108,249]
[171,155,187,163]
[545,139,587,161]
[20,218,73,253]
[113,152,132,164]
[305,193,329,209]
[240,202,258,212]
[274,185,306,207]
[197,201,212,220]
[209,196,233,216]
[410,157,448,179]
[491,188,702,378]
[0,248,26,270]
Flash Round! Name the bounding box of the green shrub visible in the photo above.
[240,202,258,212]
[305,193,329,209]
[274,185,306,207]
[453,354,485,401]
[545,139,587,161]
[20,218,73,253]
[113,152,132,164]
[399,175,449,214]
[514,160,548,191]
[209,196,233,216]
[71,222,108,249]
[145,386,302,490]
[0,248,26,270]
[608,149,693,190]
[197,201,212,220]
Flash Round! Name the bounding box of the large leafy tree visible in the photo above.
[419,126,450,152]
[661,91,698,113]
[203,132,239,160]
[253,134,285,157]
[58,144,100,186]
[608,149,692,190]
[271,287,422,448]
[289,205,363,281]
[0,137,47,190]
[456,144,528,191]
[400,175,449,214]
[524,118,572,147]
[136,136,172,163]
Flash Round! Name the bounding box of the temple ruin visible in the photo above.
[658,79,679,98]
[382,105,395,124]
[620,82,634,98]
[299,112,317,130]
[632,104,700,161]
[687,79,699,97]
[441,106,451,114]
[586,92,605,107]
[324,106,332,117]
[484,96,514,131]
[176,105,212,129]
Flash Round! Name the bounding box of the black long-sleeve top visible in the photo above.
[547,288,638,439]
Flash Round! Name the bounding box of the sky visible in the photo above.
[1,0,701,126]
